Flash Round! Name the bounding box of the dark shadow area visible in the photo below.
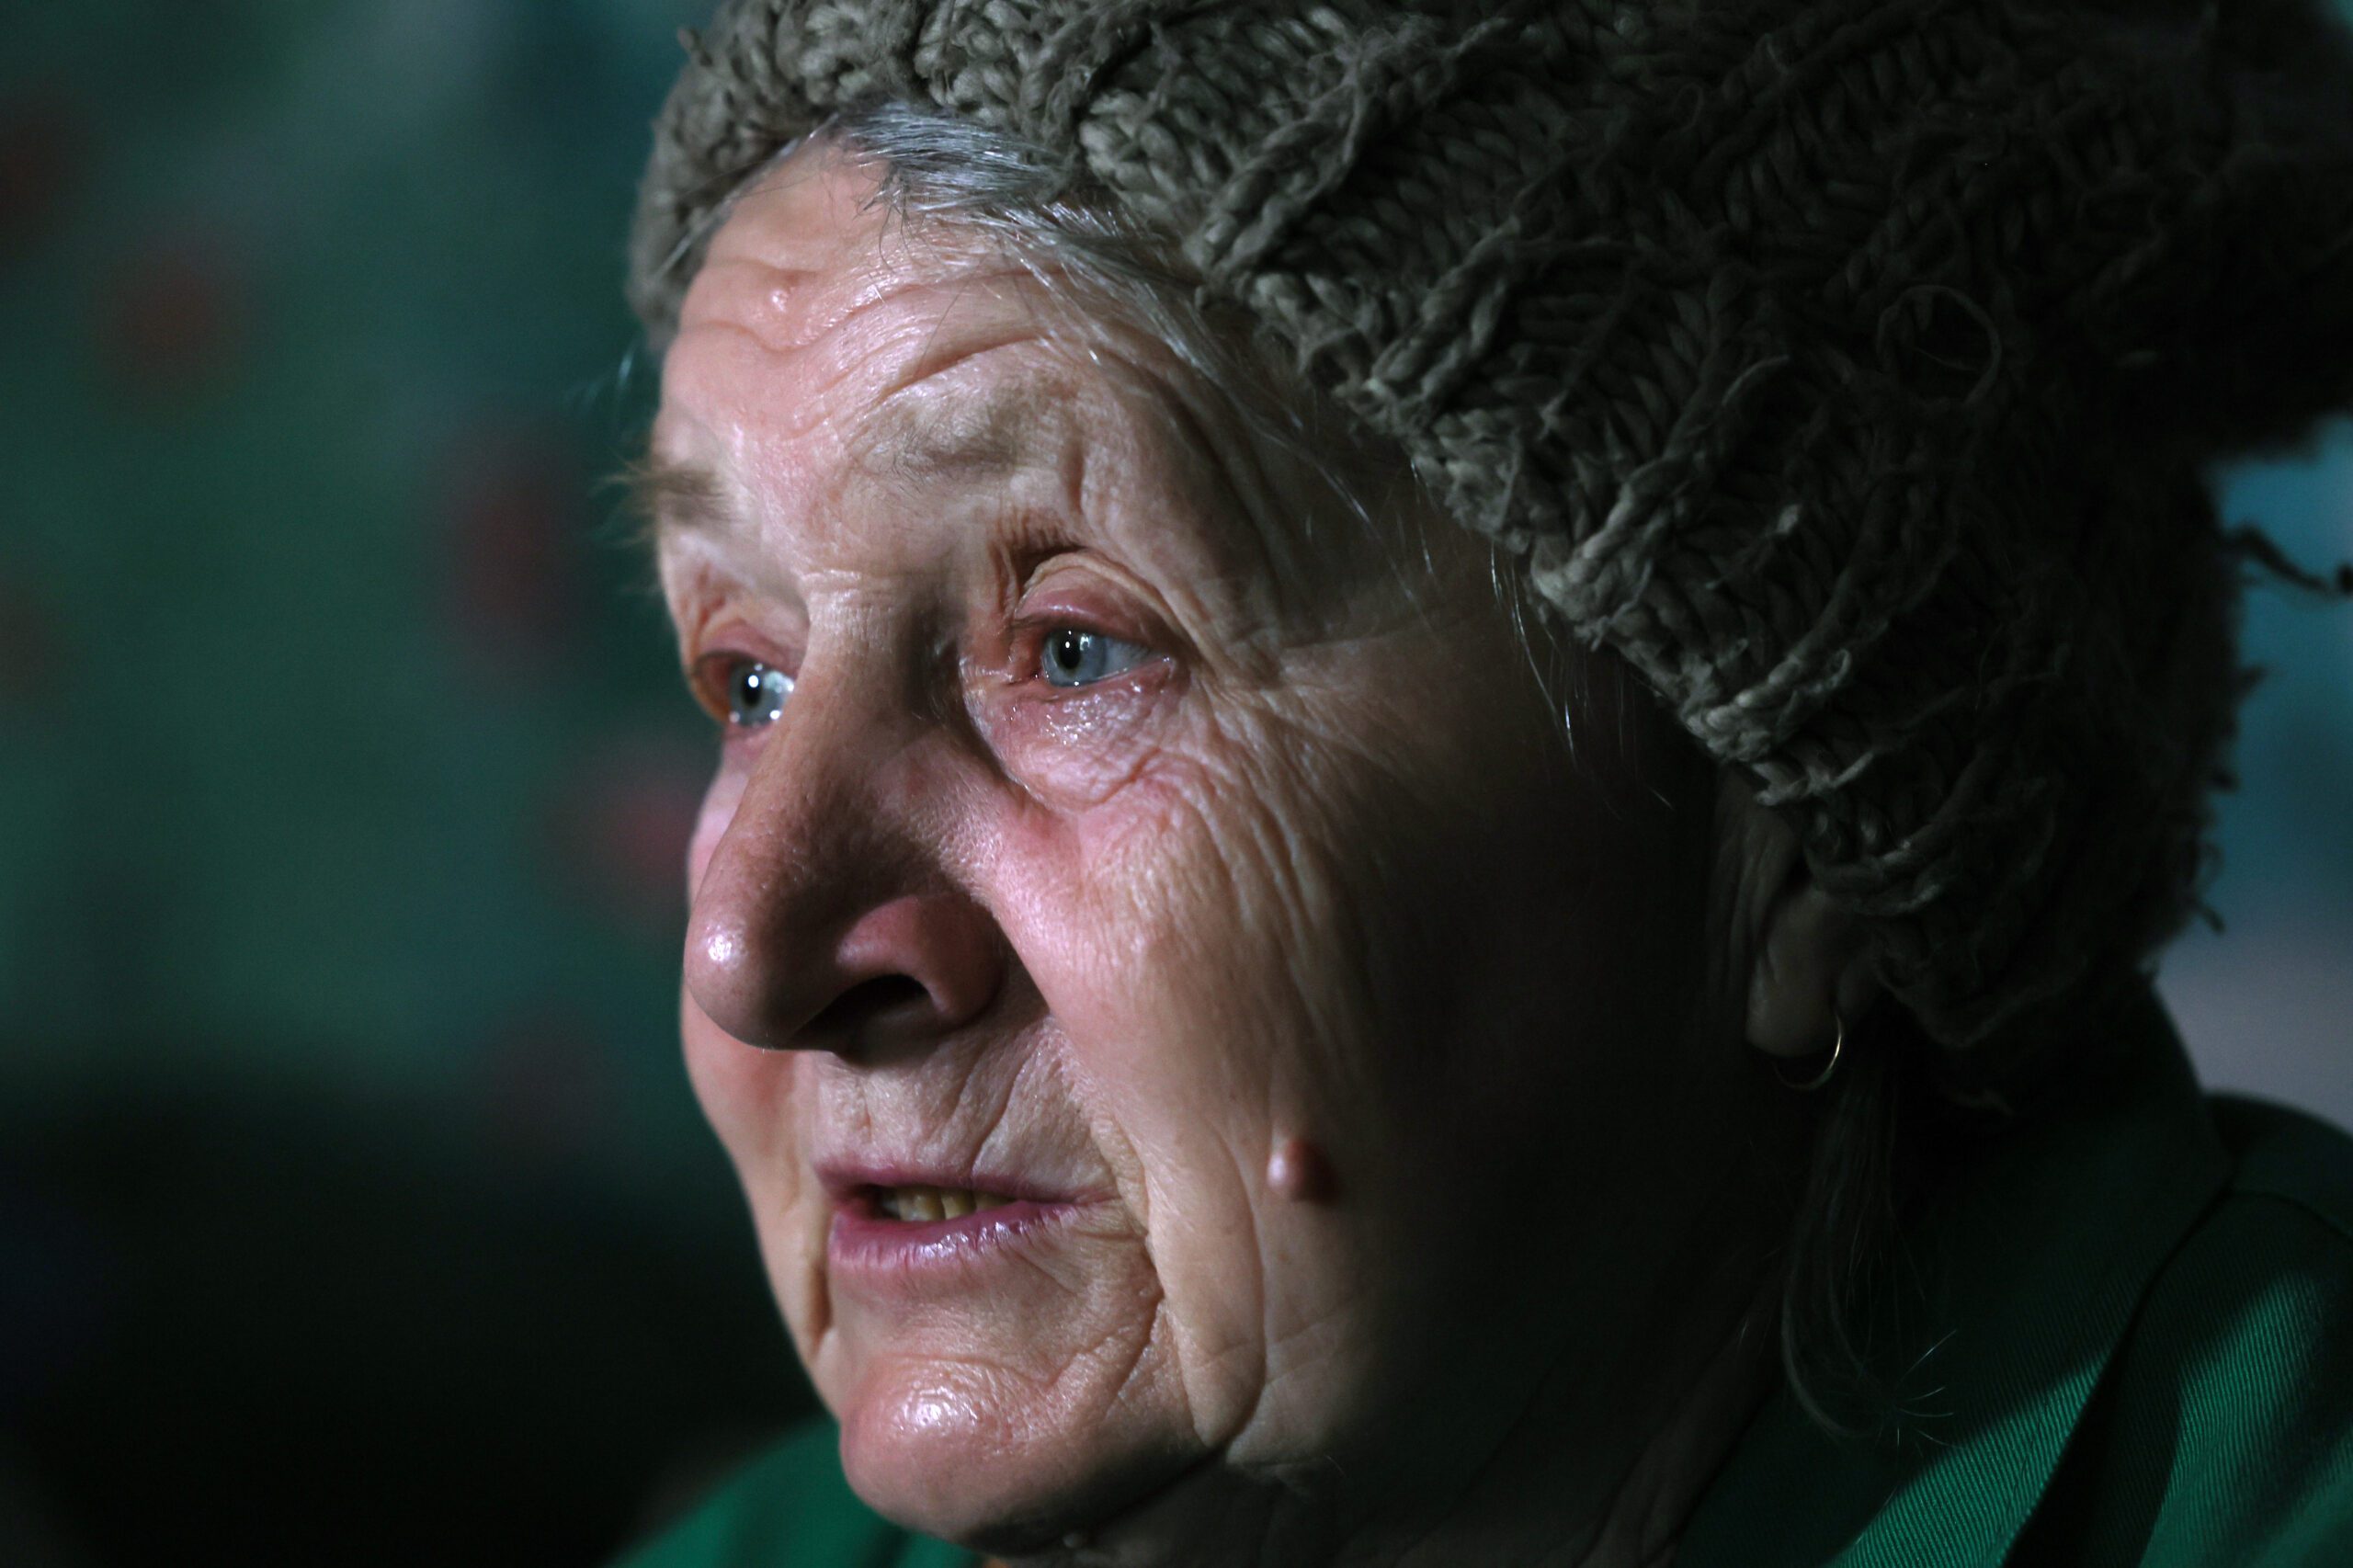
[1,1060,813,1566]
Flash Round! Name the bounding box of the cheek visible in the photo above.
[682,757,790,1165]
[677,755,827,1341]
[1009,687,1686,1460]
[685,753,748,896]
[970,673,1184,812]
[681,989,798,1171]
[681,967,834,1384]
[984,734,1418,1454]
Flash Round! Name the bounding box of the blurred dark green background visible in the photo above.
[0,2,2347,1563]
[1,4,810,1562]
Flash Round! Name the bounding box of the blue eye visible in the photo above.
[1042,628,1151,687]
[721,659,793,728]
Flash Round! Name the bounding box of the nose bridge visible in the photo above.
[693,646,917,981]
[723,650,913,925]
[684,641,1004,1054]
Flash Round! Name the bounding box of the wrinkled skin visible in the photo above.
[650,144,1811,1565]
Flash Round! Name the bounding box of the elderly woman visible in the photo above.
[612,2,2353,1564]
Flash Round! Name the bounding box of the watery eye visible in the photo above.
[1041,628,1151,688]
[714,658,793,729]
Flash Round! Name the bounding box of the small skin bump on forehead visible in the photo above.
[677,144,1023,361]
[658,145,1059,502]
[676,150,882,351]
[658,175,1216,575]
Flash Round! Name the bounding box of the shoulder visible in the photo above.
[1683,1021,2353,1568]
[611,1421,973,1568]
[2210,1093,2353,1244]
[2016,1094,2353,1567]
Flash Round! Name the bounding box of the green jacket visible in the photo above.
[620,1000,2353,1566]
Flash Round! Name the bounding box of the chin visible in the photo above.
[835,1361,1198,1554]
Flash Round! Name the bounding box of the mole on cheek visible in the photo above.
[1267,1136,1336,1202]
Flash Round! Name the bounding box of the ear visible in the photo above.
[1722,781,1880,1059]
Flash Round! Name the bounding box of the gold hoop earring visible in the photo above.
[1776,1009,1845,1093]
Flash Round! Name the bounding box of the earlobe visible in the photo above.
[1725,781,1878,1060]
[1746,881,1867,1059]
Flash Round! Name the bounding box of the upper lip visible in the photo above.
[813,1160,1092,1207]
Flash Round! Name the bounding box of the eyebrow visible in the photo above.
[851,377,1051,491]
[616,452,733,550]
[621,381,1057,555]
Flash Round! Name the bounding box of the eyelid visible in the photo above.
[685,649,750,724]
[681,619,801,676]
[1010,562,1184,664]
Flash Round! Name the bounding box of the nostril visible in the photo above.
[806,973,931,1039]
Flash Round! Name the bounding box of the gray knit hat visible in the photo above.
[629,0,2353,1059]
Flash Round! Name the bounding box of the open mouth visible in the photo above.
[867,1184,1019,1221]
[817,1165,1103,1290]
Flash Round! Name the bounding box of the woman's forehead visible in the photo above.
[657,228,1265,596]
[651,137,1469,630]
[647,311,1286,627]
[681,146,936,345]
[664,144,1055,455]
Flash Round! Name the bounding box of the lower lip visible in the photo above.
[827,1199,1077,1289]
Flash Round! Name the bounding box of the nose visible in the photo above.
[682,687,1006,1058]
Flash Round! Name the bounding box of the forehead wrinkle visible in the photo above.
[693,171,1040,368]
[684,149,905,348]
[1065,345,1302,622]
[850,365,1060,495]
[846,345,1268,611]
[887,337,1300,633]
[663,160,1319,639]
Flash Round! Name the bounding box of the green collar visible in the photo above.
[1680,991,2229,1568]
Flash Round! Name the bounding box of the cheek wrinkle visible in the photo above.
[1267,1136,1337,1203]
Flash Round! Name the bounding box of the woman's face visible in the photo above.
[650,147,1748,1556]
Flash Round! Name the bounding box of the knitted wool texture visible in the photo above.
[629,0,2353,1055]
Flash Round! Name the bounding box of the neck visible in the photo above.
[1327,1083,1795,1568]
[1329,1268,1779,1568]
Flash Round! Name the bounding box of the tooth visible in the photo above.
[904,1187,945,1222]
[940,1188,975,1220]
[877,1189,904,1221]
[973,1192,1010,1211]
